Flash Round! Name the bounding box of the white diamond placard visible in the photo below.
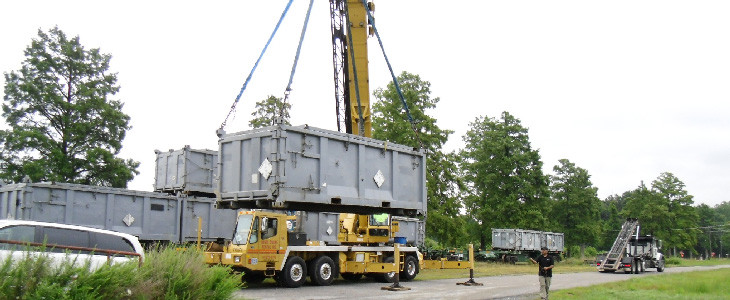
[374,170,385,188]
[326,226,333,235]
[258,158,273,179]
[123,214,135,227]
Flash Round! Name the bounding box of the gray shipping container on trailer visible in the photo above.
[0,182,236,244]
[154,146,218,195]
[492,228,564,252]
[217,124,427,216]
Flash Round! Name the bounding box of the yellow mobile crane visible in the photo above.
[206,0,474,288]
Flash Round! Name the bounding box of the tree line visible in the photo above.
[3,28,728,260]
[369,72,729,259]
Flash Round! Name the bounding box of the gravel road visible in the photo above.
[233,264,730,300]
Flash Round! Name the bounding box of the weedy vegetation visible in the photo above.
[0,245,241,299]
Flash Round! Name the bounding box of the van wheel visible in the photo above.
[400,255,418,281]
[376,257,396,283]
[309,256,335,286]
[280,256,307,288]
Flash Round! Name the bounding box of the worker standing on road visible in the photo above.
[529,246,554,300]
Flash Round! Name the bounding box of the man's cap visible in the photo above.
[541,246,548,250]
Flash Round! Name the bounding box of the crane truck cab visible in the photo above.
[205,210,423,287]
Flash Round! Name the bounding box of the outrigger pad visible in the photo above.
[381,282,412,291]
[457,279,484,286]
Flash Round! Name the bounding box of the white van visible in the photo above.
[0,220,145,270]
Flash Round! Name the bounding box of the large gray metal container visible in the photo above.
[0,182,236,243]
[543,231,564,252]
[217,125,426,216]
[492,228,564,252]
[298,211,341,245]
[154,146,217,195]
[180,196,237,242]
[392,216,424,247]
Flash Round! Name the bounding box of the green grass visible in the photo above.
[553,268,730,299]
[417,258,597,281]
[417,258,730,281]
[0,245,241,299]
[667,257,729,267]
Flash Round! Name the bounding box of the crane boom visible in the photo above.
[330,0,373,137]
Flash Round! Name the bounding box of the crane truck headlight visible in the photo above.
[234,256,241,263]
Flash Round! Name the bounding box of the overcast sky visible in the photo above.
[1,1,728,207]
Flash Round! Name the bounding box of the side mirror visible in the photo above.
[261,217,268,231]
[657,240,662,249]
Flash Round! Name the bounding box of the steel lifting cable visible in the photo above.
[360,0,423,150]
[219,0,295,130]
[281,0,316,118]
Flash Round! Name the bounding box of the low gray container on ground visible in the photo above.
[392,216,424,247]
[217,124,426,216]
[0,182,236,244]
[298,211,341,245]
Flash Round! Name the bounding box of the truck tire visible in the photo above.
[243,271,266,284]
[280,256,307,288]
[657,258,665,272]
[400,255,419,281]
[309,256,335,286]
[376,256,396,283]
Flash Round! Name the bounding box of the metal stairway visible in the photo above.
[600,218,639,271]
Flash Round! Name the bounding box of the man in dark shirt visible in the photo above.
[529,246,554,300]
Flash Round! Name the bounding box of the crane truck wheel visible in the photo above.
[309,255,336,286]
[279,256,307,288]
[243,270,266,284]
[400,255,419,281]
[376,256,396,283]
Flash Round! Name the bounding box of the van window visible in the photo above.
[42,227,91,254]
[0,225,36,249]
[93,232,135,253]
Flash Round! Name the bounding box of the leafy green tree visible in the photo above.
[1,27,138,187]
[249,95,291,128]
[371,71,463,246]
[550,159,601,258]
[651,172,698,256]
[372,72,453,152]
[695,204,723,258]
[622,182,671,241]
[598,199,624,251]
[714,201,730,258]
[461,112,550,249]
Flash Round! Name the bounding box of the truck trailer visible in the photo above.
[597,218,665,273]
[490,228,564,263]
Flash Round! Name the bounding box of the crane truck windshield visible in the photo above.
[370,213,390,226]
[233,214,254,245]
